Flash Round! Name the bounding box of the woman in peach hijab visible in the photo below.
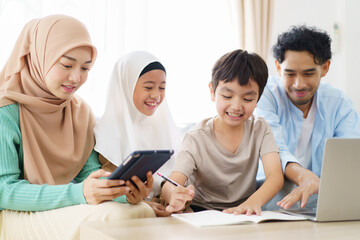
[0,15,154,239]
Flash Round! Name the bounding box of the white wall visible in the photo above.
[343,0,360,113]
[0,0,236,124]
[1,0,359,121]
[269,0,360,113]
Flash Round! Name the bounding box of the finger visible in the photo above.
[283,199,296,209]
[168,199,186,212]
[300,192,310,208]
[100,186,130,197]
[125,182,143,203]
[279,197,294,209]
[154,209,172,217]
[88,191,123,204]
[95,179,125,188]
[154,203,166,211]
[166,203,183,213]
[127,180,141,195]
[145,171,154,189]
[130,177,148,198]
[234,207,246,215]
[169,196,186,207]
[175,186,194,198]
[223,207,235,214]
[255,208,261,216]
[145,201,168,212]
[165,205,175,212]
[148,203,172,217]
[88,169,110,179]
[173,192,193,203]
[125,192,137,204]
[246,209,253,216]
[113,190,129,199]
[186,185,195,196]
[129,191,142,204]
[277,196,290,208]
[174,186,188,194]
[279,190,301,209]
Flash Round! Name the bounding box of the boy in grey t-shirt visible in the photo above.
[161,49,284,215]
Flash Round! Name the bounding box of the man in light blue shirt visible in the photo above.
[256,25,360,209]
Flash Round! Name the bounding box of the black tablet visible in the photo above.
[108,150,174,182]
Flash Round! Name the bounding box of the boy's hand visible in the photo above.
[125,171,154,205]
[223,199,262,216]
[83,169,130,205]
[166,185,194,213]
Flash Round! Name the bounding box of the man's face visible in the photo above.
[276,50,330,114]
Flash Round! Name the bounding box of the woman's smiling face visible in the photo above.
[45,46,93,99]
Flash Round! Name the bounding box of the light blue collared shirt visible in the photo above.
[255,76,360,177]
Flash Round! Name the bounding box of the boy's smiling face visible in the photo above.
[210,79,259,128]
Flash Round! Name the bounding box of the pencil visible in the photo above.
[157,172,180,186]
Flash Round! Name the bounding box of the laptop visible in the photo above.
[281,138,360,222]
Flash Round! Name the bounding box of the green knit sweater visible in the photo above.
[0,104,126,211]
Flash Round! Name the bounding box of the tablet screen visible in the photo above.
[108,150,174,182]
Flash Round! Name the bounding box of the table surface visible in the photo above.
[80,216,360,240]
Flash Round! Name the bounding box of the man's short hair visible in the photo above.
[272,25,332,65]
[211,49,268,100]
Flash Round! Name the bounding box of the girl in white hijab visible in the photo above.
[94,51,181,216]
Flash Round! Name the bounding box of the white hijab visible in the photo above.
[94,51,181,196]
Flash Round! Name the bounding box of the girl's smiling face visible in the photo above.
[133,69,166,116]
[45,46,93,99]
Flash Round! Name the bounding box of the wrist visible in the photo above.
[285,162,306,185]
[297,168,319,186]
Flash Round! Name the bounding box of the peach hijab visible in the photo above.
[0,15,97,185]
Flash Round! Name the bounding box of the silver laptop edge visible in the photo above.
[282,138,360,222]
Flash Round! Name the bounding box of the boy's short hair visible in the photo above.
[272,25,332,65]
[211,49,268,100]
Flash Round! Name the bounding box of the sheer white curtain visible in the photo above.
[0,0,150,117]
[228,0,274,60]
[0,0,237,124]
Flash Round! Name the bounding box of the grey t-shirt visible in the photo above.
[173,115,279,210]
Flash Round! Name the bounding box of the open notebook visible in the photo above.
[172,210,306,227]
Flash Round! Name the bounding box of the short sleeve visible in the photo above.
[259,119,280,157]
[172,133,198,179]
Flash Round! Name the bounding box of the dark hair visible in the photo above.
[211,49,268,100]
[139,61,166,78]
[272,25,332,64]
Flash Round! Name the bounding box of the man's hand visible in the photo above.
[278,164,320,209]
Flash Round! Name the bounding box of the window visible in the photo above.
[0,0,237,124]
